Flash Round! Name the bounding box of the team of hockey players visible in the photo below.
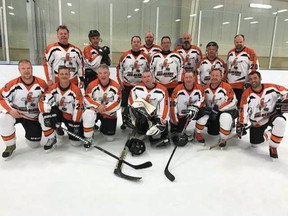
[0,25,287,161]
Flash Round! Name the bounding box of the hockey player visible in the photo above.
[140,32,162,57]
[150,36,184,96]
[127,70,170,153]
[82,64,121,149]
[226,34,259,106]
[170,71,205,146]
[38,66,84,152]
[43,25,84,88]
[237,71,288,158]
[83,29,111,89]
[43,25,84,136]
[0,59,47,159]
[196,41,226,86]
[195,68,238,148]
[174,33,202,73]
[117,36,150,130]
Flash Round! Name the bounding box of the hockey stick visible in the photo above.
[164,114,192,182]
[198,125,252,151]
[61,127,152,170]
[113,139,142,181]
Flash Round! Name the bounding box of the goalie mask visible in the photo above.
[126,138,146,156]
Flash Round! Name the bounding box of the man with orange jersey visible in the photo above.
[170,71,205,146]
[237,71,287,159]
[38,66,84,152]
[82,64,121,149]
[226,34,259,106]
[0,59,47,159]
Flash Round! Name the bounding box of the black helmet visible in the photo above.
[88,30,100,38]
[206,41,219,49]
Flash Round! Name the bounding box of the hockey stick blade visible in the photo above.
[113,145,142,181]
[114,163,142,181]
[61,127,153,170]
[164,145,178,182]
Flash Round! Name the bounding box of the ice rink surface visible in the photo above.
[1,66,288,216]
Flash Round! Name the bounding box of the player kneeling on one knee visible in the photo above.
[237,71,288,158]
[82,64,121,150]
[127,70,170,153]
[170,71,205,147]
[195,68,238,148]
[38,66,84,152]
[0,59,47,160]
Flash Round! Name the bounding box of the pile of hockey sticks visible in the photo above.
[61,127,152,180]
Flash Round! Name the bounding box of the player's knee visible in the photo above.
[82,109,96,127]
[0,113,15,129]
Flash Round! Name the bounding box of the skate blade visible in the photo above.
[44,145,56,153]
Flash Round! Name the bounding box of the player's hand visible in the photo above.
[9,109,22,118]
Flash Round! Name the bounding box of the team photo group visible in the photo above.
[0,24,287,162]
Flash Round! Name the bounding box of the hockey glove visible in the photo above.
[210,105,219,121]
[43,106,61,129]
[236,123,247,139]
[102,46,110,55]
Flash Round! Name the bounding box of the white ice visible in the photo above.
[0,66,288,216]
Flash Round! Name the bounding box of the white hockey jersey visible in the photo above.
[84,79,121,118]
[170,83,204,124]
[83,45,103,72]
[38,82,83,122]
[196,57,226,85]
[129,82,169,121]
[140,44,162,58]
[43,42,84,84]
[226,47,259,89]
[116,50,150,87]
[150,51,184,89]
[174,45,203,73]
[239,84,288,126]
[0,76,47,121]
[203,82,237,111]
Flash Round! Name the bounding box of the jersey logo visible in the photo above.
[102,93,108,104]
[145,94,151,103]
[59,97,68,111]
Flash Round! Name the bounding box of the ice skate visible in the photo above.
[2,144,16,160]
[44,137,57,153]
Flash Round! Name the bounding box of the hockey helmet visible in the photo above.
[88,30,100,38]
[206,41,219,50]
[172,133,188,147]
[126,138,146,156]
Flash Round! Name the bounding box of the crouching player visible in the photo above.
[0,59,47,159]
[237,71,288,158]
[195,68,238,148]
[170,71,205,146]
[125,70,169,155]
[38,66,84,152]
[82,64,121,149]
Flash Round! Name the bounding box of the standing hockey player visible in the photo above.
[38,66,84,152]
[197,41,226,86]
[0,59,47,159]
[170,71,205,146]
[43,25,84,87]
[82,64,121,149]
[174,33,202,73]
[150,36,184,96]
[237,71,287,158]
[226,34,259,106]
[195,68,238,148]
[83,29,111,89]
[117,36,150,129]
[126,70,170,153]
[140,32,162,57]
